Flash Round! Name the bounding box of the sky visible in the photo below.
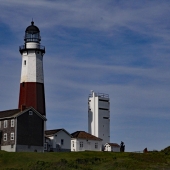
[0,0,170,152]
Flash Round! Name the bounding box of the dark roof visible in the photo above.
[0,109,21,118]
[107,143,120,147]
[0,107,46,121]
[45,129,62,136]
[25,21,40,34]
[45,129,72,137]
[71,131,102,141]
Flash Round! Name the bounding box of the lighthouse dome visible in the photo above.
[24,21,41,43]
[25,21,40,33]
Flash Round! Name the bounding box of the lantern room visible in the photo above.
[24,21,41,43]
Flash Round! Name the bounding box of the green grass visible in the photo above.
[1,148,170,170]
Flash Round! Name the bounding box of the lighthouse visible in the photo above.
[18,21,46,116]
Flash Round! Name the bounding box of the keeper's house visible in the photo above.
[71,131,103,152]
[45,128,72,152]
[0,107,46,152]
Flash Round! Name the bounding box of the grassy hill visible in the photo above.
[1,148,170,170]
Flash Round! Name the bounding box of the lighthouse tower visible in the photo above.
[18,21,46,116]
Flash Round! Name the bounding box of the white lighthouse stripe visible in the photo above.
[26,42,40,49]
[20,51,44,83]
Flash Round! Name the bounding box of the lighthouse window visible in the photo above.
[99,108,109,110]
[24,60,26,65]
[103,117,109,119]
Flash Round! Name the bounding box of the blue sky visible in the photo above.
[0,0,170,152]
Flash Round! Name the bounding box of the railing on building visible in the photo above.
[19,45,45,51]
[19,45,45,53]
[89,93,109,98]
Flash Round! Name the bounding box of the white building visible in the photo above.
[45,129,72,152]
[71,131,102,152]
[88,91,110,145]
[44,136,51,152]
[104,143,120,152]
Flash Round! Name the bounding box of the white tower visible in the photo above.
[18,21,46,116]
[88,91,110,145]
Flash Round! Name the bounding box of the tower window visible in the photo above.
[103,117,109,119]
[99,108,109,110]
[99,99,109,102]
[24,60,26,65]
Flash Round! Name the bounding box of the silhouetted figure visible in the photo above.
[143,148,148,153]
[120,141,125,152]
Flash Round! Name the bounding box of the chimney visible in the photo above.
[20,105,26,111]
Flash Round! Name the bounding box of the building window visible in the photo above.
[11,133,14,140]
[4,120,7,128]
[80,142,83,148]
[24,60,26,65]
[4,133,7,141]
[103,117,109,119]
[95,143,98,149]
[61,139,64,145]
[99,108,109,110]
[72,141,74,147]
[56,144,60,149]
[11,119,14,127]
[29,111,33,115]
[44,143,47,150]
[99,99,109,102]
